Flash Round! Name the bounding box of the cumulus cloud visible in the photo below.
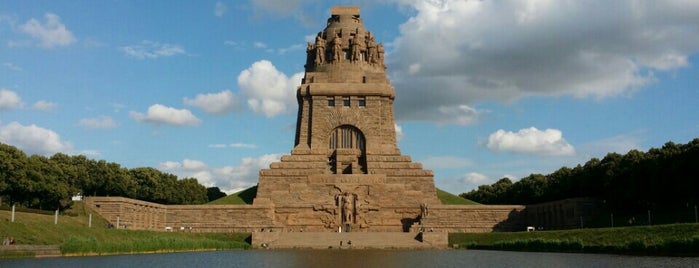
[390,0,699,124]
[0,121,72,155]
[121,41,186,59]
[184,90,241,115]
[394,123,404,141]
[130,104,201,126]
[461,172,492,186]
[158,154,281,194]
[18,13,76,48]
[237,60,303,117]
[487,127,575,156]
[78,116,118,129]
[32,100,57,111]
[208,143,257,149]
[0,89,23,110]
[214,1,228,17]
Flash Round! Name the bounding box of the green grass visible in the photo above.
[208,186,257,205]
[450,223,699,256]
[0,202,250,257]
[437,188,480,205]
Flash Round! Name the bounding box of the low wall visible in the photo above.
[415,205,527,232]
[86,197,531,234]
[85,197,277,232]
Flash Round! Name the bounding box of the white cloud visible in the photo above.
[578,133,645,158]
[0,89,23,110]
[208,143,257,149]
[435,105,485,126]
[487,127,575,156]
[80,150,101,156]
[253,42,267,49]
[183,90,241,115]
[237,60,303,117]
[121,41,186,59]
[158,154,281,194]
[421,156,474,169]
[461,172,492,185]
[130,104,201,126]
[0,121,72,155]
[78,116,118,129]
[18,13,76,48]
[3,62,23,71]
[214,1,228,17]
[390,0,699,124]
[394,123,404,141]
[32,100,57,111]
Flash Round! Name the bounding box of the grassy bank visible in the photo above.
[0,202,250,257]
[450,223,699,256]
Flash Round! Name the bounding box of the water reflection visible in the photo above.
[2,250,699,268]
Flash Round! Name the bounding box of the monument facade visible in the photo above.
[254,6,440,232]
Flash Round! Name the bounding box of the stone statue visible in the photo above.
[332,33,343,62]
[314,34,326,64]
[306,42,315,66]
[350,37,364,63]
[377,43,385,66]
[366,35,377,64]
[343,192,353,223]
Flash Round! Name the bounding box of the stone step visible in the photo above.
[259,232,442,249]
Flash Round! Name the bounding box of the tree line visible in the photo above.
[0,143,227,210]
[460,138,699,211]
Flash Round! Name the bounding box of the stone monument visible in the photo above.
[86,7,530,247]
[253,6,441,232]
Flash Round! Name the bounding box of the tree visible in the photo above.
[207,187,227,202]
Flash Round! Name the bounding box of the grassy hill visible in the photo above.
[207,186,480,205]
[437,188,480,205]
[0,202,249,257]
[207,186,257,205]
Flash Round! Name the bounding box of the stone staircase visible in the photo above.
[257,232,446,249]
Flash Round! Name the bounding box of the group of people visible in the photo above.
[2,236,15,246]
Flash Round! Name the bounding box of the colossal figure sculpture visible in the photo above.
[254,6,440,232]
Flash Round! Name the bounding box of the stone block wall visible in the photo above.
[416,205,527,233]
[85,197,277,233]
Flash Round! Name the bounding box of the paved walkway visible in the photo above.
[264,232,439,249]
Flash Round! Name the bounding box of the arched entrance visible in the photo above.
[328,125,367,174]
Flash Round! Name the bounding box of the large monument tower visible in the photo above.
[254,6,440,232]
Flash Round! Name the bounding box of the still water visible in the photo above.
[3,250,699,268]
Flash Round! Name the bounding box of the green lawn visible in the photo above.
[450,223,699,256]
[0,202,250,257]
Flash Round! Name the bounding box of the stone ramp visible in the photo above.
[258,232,445,249]
[0,245,62,258]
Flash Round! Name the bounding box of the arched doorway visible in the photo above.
[328,125,366,174]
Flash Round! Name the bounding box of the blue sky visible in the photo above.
[1,1,698,194]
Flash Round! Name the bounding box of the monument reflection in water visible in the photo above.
[4,250,699,268]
